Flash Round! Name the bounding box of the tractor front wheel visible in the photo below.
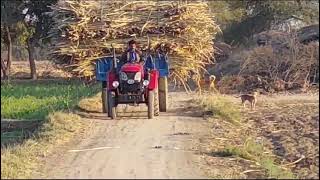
[107,91,117,119]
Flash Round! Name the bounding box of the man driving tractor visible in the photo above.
[121,40,143,64]
[95,39,169,119]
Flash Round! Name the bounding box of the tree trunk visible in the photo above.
[5,26,12,80]
[27,39,37,80]
[1,58,7,79]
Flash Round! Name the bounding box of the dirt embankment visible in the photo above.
[245,95,319,179]
[9,61,71,79]
[199,93,319,179]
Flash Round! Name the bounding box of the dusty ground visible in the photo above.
[201,93,319,179]
[31,90,319,179]
[6,61,319,179]
[244,94,319,179]
[34,90,212,179]
[9,61,71,79]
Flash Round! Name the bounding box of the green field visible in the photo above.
[1,80,101,178]
[1,80,100,145]
[1,80,100,120]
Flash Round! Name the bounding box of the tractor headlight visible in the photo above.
[143,80,149,86]
[134,72,142,81]
[120,72,128,81]
[112,81,119,88]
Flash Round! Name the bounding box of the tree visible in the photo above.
[1,0,25,79]
[207,1,245,30]
[14,21,36,77]
[208,0,319,45]
[22,0,58,79]
[1,0,58,80]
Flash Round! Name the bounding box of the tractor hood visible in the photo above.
[121,63,144,73]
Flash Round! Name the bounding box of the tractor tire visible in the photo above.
[101,88,108,113]
[158,77,168,112]
[107,91,117,119]
[154,88,160,116]
[148,90,155,119]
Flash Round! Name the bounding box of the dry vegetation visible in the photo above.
[240,41,319,90]
[1,112,88,179]
[9,61,72,79]
[195,93,319,179]
[196,95,293,179]
[215,31,319,94]
[47,0,220,86]
[77,92,102,113]
[244,95,319,179]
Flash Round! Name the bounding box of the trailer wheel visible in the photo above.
[148,90,155,119]
[159,77,168,112]
[107,91,117,119]
[154,88,159,116]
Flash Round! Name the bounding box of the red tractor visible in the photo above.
[107,62,160,119]
[96,48,169,119]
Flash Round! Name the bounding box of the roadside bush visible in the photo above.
[240,36,319,90]
[217,33,319,93]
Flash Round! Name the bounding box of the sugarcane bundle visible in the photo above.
[47,0,220,85]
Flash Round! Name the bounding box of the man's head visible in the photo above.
[128,40,137,50]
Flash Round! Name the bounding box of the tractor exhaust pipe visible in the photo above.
[111,44,117,69]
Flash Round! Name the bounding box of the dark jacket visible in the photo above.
[121,48,142,63]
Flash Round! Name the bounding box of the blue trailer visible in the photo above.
[95,52,169,115]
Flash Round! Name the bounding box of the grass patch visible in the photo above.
[1,130,33,146]
[1,80,101,178]
[1,80,100,120]
[212,138,295,179]
[197,95,295,179]
[197,95,241,124]
[77,92,102,113]
[1,111,88,179]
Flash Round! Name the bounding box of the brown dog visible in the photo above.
[193,74,217,94]
[209,75,216,92]
[237,91,258,110]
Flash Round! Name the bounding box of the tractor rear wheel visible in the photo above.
[159,77,168,112]
[102,88,108,113]
[148,90,155,119]
[107,91,117,119]
[154,88,159,116]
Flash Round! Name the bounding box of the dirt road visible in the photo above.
[36,91,211,179]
